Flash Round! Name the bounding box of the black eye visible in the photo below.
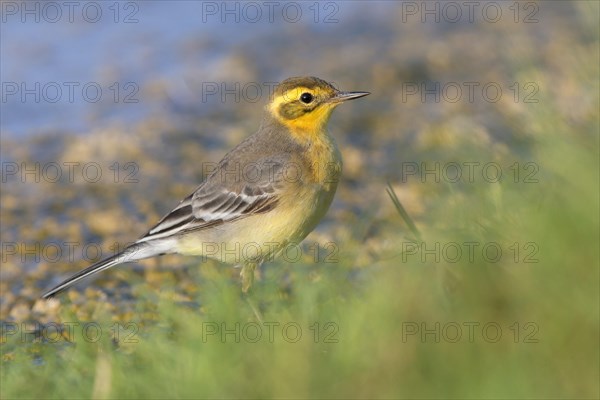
[300,92,314,104]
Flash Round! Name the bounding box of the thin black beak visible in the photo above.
[329,91,371,103]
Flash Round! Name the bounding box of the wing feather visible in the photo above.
[138,157,288,242]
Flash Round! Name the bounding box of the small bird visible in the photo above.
[42,76,369,299]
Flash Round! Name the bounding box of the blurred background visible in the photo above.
[1,1,599,398]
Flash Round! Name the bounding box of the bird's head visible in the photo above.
[267,76,369,137]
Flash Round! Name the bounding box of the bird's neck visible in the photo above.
[259,114,342,186]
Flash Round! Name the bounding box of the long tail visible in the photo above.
[41,242,160,299]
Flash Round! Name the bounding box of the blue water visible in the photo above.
[1,1,389,138]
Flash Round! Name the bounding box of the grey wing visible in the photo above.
[137,157,288,242]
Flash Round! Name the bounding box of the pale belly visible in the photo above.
[175,181,338,265]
